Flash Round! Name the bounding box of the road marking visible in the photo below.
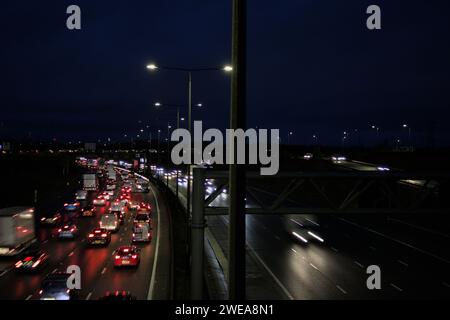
[369,246,377,251]
[0,270,9,277]
[390,283,403,292]
[86,292,92,300]
[305,218,319,226]
[309,263,319,271]
[336,285,347,294]
[397,259,409,267]
[442,282,450,288]
[274,236,281,241]
[25,294,33,300]
[291,248,297,253]
[101,267,107,275]
[331,247,339,252]
[354,261,364,268]
[52,268,58,274]
[68,251,74,257]
[148,182,161,300]
[247,242,294,300]
[290,219,303,227]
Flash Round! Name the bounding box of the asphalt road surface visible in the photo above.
[0,176,162,300]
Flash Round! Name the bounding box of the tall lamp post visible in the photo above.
[146,63,232,219]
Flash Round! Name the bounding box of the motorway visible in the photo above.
[0,169,166,300]
[160,163,450,299]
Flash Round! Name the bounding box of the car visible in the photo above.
[87,228,111,246]
[303,153,313,160]
[15,250,49,272]
[104,190,114,196]
[111,210,125,225]
[57,224,79,240]
[129,201,140,210]
[113,246,140,267]
[119,193,131,201]
[110,201,126,213]
[100,214,119,232]
[75,190,88,200]
[63,202,80,211]
[106,184,116,191]
[288,217,325,245]
[331,155,347,163]
[132,223,151,242]
[100,191,112,200]
[134,212,151,225]
[39,272,80,300]
[93,196,106,206]
[137,202,152,212]
[81,205,96,217]
[40,212,62,226]
[99,291,136,300]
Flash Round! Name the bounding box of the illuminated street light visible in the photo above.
[146,64,158,70]
[223,65,233,72]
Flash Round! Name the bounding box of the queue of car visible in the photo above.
[12,165,153,300]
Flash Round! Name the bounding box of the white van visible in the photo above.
[75,190,88,200]
[132,223,151,242]
[99,214,119,232]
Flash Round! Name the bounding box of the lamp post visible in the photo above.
[146,63,232,219]
[402,124,411,146]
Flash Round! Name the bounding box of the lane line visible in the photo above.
[247,242,294,300]
[442,282,450,288]
[309,263,319,271]
[101,267,107,275]
[0,270,9,277]
[147,182,161,300]
[369,246,377,251]
[86,292,92,300]
[25,294,33,300]
[274,236,281,241]
[397,260,409,267]
[291,248,297,253]
[390,283,403,292]
[336,285,347,294]
[331,247,339,253]
[52,268,58,274]
[354,261,364,268]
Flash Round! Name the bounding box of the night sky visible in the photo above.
[1,1,449,146]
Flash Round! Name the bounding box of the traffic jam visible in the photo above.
[0,159,154,300]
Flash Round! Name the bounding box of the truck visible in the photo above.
[107,165,117,182]
[0,207,36,256]
[83,173,98,191]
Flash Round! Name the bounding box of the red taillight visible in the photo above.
[115,255,121,259]
[39,290,43,295]
[88,234,94,238]
[32,260,40,268]
[70,228,75,232]
[15,261,23,268]
[101,234,107,238]
[131,255,137,259]
[58,228,62,232]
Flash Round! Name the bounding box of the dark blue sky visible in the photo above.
[1,1,449,146]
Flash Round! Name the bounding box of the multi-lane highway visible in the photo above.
[0,167,168,300]
[160,162,450,299]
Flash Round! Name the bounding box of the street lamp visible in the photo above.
[146,62,231,217]
[402,123,411,145]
